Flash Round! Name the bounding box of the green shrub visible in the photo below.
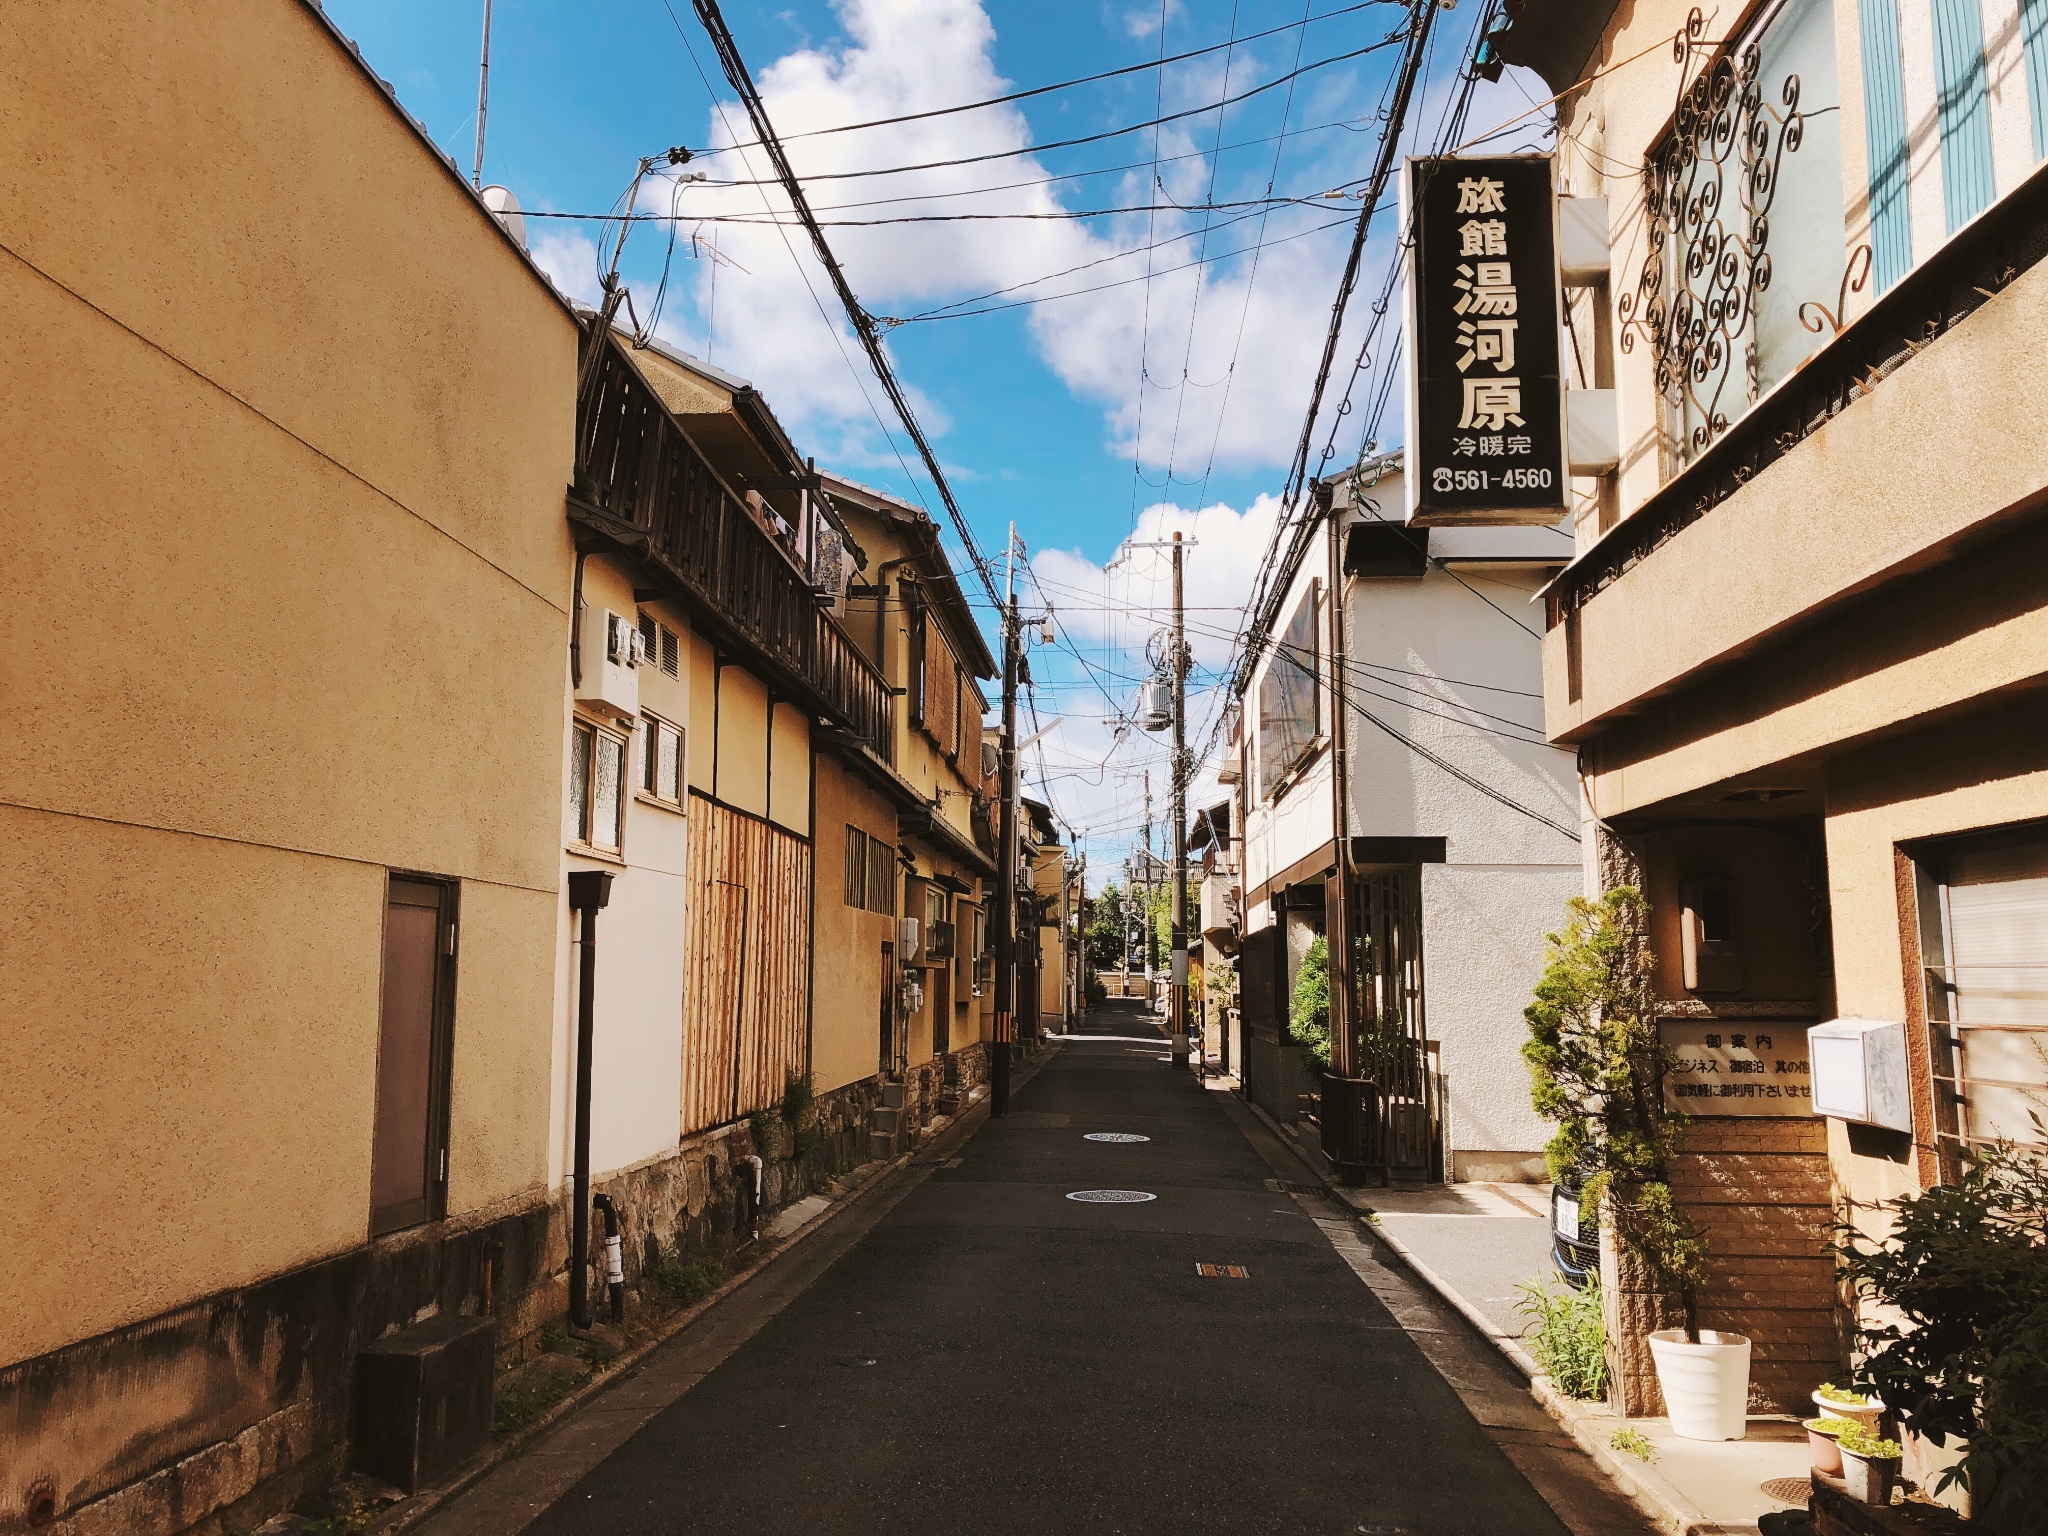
[780,1071,815,1128]
[1516,1276,1609,1400]
[1834,1125,2048,1531]
[1290,936,1331,1065]
[647,1251,724,1306]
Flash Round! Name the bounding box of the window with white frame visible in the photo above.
[641,714,683,806]
[570,718,627,854]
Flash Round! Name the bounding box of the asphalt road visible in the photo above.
[509,1006,1649,1535]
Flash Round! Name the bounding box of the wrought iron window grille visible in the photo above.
[1620,5,1821,469]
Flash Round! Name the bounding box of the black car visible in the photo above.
[1550,1162,1599,1288]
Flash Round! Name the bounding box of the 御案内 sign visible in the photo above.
[1402,155,1567,525]
[1659,1021,1813,1116]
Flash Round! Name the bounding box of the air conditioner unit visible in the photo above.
[897,917,922,964]
[576,607,640,722]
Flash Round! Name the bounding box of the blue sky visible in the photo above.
[325,0,1549,876]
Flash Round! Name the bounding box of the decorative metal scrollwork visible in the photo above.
[1617,7,1811,467]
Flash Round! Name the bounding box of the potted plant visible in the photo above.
[1811,1382,1882,1434]
[1525,888,1746,1440]
[1803,1414,1858,1477]
[1833,1122,2048,1532]
[1837,1426,1903,1507]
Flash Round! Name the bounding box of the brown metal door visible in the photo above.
[371,876,456,1235]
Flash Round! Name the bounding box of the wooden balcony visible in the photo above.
[571,334,893,764]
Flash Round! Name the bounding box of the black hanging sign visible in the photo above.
[1402,155,1567,525]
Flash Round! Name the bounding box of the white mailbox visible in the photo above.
[1808,1019,1912,1132]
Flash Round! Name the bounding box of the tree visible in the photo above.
[1084,882,1128,970]
[1523,888,1709,1343]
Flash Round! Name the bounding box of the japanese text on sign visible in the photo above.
[1404,157,1565,524]
[1658,1021,1814,1117]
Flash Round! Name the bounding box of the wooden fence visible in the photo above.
[681,796,812,1137]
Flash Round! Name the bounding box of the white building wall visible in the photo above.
[1239,519,1338,904]
[1340,469,1579,1171]
[550,555,691,1187]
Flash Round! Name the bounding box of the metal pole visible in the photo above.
[1170,531,1190,1069]
[472,0,493,189]
[992,526,1018,1116]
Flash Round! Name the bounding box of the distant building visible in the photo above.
[1228,456,1575,1182]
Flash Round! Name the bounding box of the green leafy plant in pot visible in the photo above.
[1832,1123,2048,1533]
[1523,888,1743,1438]
[1836,1426,1903,1508]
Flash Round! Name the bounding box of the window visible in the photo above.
[1258,582,1320,793]
[571,718,627,853]
[641,714,683,805]
[371,876,457,1235]
[1916,826,2048,1169]
[637,612,681,679]
[868,835,896,915]
[844,825,897,914]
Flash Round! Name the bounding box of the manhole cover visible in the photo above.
[1760,1477,1810,1507]
[1083,1132,1151,1143]
[1065,1189,1157,1203]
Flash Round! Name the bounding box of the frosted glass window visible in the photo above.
[570,722,591,841]
[592,731,624,852]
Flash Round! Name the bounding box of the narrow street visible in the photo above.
[426,1003,1651,1536]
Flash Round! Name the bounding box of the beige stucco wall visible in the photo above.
[1824,701,2048,1213]
[769,700,811,835]
[811,756,896,1093]
[714,668,771,817]
[688,632,719,793]
[1550,250,2048,785]
[0,0,576,1365]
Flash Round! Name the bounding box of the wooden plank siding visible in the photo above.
[681,793,812,1136]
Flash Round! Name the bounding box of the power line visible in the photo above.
[703,0,1401,152]
[690,31,1405,188]
[690,0,1003,607]
[654,0,937,526]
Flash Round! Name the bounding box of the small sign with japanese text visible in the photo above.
[1659,1021,1813,1117]
[1402,155,1567,525]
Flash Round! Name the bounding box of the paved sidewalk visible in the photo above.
[1313,1167,1816,1534]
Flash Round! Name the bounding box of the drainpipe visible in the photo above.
[569,551,589,687]
[566,869,613,1330]
[592,1193,626,1323]
[741,1154,764,1241]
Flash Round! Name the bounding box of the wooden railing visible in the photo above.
[574,338,894,763]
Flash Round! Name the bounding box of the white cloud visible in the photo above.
[619,0,1397,480]
[1017,493,1280,880]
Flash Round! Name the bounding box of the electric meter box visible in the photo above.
[576,607,640,722]
[896,917,922,965]
[1808,1018,1912,1132]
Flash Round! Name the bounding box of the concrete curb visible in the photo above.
[382,1051,1061,1534]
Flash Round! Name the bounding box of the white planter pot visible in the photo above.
[1647,1329,1752,1441]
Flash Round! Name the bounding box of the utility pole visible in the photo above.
[1169,530,1191,1070]
[993,525,1020,1117]
[472,0,493,189]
